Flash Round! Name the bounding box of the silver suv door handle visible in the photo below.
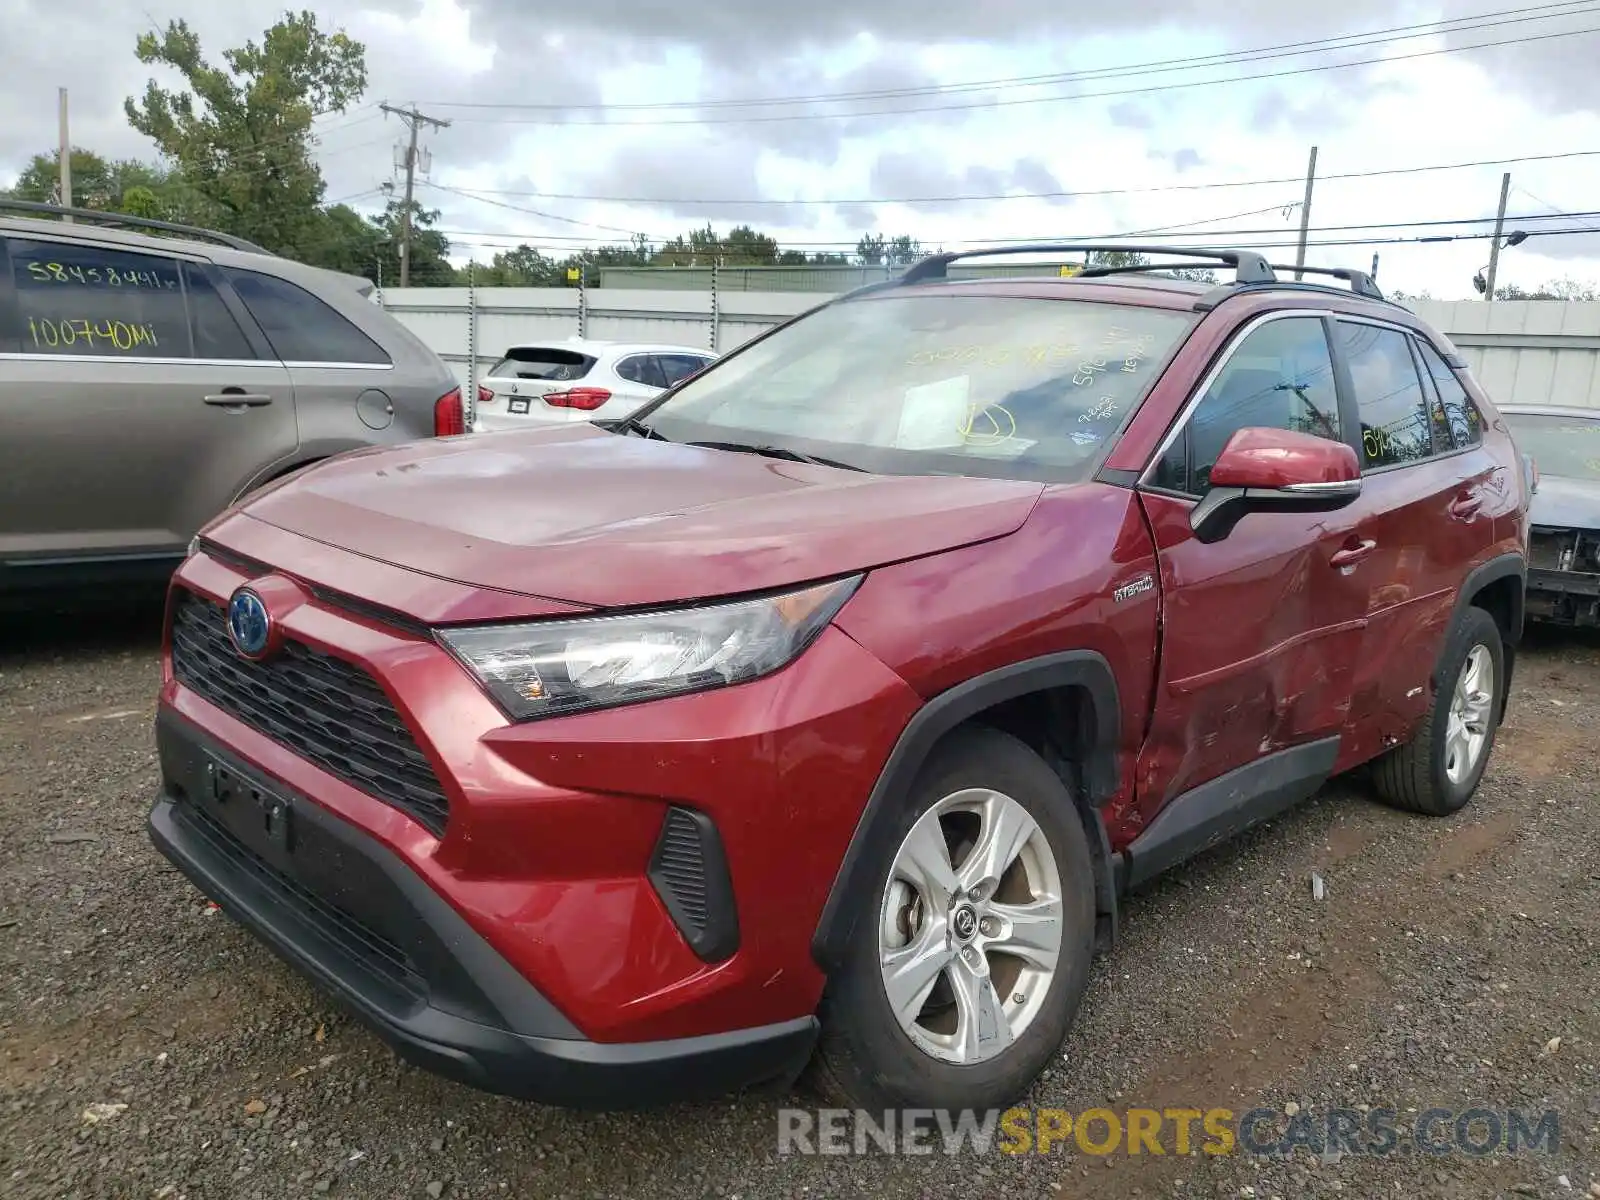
[204,392,273,407]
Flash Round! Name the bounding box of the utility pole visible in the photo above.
[380,102,451,287]
[58,88,72,220]
[1293,146,1317,280]
[1484,171,1511,303]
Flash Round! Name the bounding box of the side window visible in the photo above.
[658,353,711,386]
[7,238,187,357]
[1336,321,1435,469]
[182,263,257,360]
[1414,339,1484,449]
[1152,316,1342,495]
[220,267,390,365]
[616,354,667,388]
[1409,336,1456,452]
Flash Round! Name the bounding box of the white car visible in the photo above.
[473,339,717,432]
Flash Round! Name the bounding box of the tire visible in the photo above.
[1371,606,1505,817]
[809,725,1097,1112]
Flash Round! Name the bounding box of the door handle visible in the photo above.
[204,390,273,408]
[1449,493,1482,519]
[1330,538,1378,568]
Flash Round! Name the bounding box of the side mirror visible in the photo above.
[1189,427,1361,544]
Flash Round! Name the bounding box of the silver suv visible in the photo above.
[0,201,461,593]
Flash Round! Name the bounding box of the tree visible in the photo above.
[1083,248,1215,283]
[886,235,924,266]
[719,224,780,265]
[9,149,121,208]
[856,233,887,266]
[124,11,367,257]
[1496,278,1600,301]
[367,197,453,285]
[482,245,563,286]
[3,148,211,224]
[293,202,381,279]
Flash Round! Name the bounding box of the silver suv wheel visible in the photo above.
[1445,644,1495,787]
[878,787,1065,1066]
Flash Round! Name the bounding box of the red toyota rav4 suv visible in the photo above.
[149,245,1528,1113]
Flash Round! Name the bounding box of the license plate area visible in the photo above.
[507,397,530,414]
[204,756,295,855]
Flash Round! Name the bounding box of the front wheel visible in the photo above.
[1371,605,1505,816]
[810,726,1097,1112]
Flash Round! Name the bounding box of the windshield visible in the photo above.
[640,294,1199,481]
[1503,412,1600,481]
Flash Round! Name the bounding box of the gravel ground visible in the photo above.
[1,593,1596,1200]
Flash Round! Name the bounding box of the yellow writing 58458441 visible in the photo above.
[25,261,174,290]
[26,315,160,352]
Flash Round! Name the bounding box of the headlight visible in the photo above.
[436,575,863,721]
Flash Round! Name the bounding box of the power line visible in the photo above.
[420,180,648,237]
[436,147,1600,209]
[426,22,1600,127]
[427,216,1600,257]
[426,209,1598,251]
[423,0,1597,115]
[1513,183,1577,214]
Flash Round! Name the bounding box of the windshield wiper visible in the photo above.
[687,440,866,472]
[605,415,667,440]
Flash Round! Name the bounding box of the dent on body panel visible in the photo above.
[1135,498,1358,817]
[831,483,1161,801]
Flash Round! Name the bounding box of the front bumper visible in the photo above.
[1526,567,1600,625]
[1527,526,1600,625]
[149,710,818,1109]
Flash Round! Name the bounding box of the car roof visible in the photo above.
[0,212,376,297]
[1496,403,1600,420]
[875,273,1211,307]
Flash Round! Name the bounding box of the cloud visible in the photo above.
[865,151,1067,213]
[0,0,606,199]
[560,137,819,227]
[1108,102,1156,130]
[1145,147,1207,173]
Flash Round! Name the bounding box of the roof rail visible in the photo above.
[1266,264,1384,300]
[898,243,1278,287]
[0,199,271,254]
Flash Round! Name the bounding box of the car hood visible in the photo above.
[1529,474,1600,530]
[234,425,1045,610]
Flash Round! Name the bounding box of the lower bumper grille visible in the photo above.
[169,590,451,835]
[647,807,739,963]
[181,799,422,998]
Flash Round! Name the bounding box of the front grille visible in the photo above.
[181,801,423,999]
[170,591,451,835]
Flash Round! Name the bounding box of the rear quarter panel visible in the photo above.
[218,254,457,449]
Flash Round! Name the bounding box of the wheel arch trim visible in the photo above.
[1449,551,1526,719]
[810,649,1122,972]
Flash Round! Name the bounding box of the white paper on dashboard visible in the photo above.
[896,376,972,449]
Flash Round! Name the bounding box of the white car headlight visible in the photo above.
[436,575,863,721]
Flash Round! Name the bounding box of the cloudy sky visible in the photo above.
[4,0,1600,298]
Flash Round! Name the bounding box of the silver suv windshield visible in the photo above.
[1501,412,1600,481]
[640,293,1199,481]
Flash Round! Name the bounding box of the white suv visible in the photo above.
[473,339,716,432]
